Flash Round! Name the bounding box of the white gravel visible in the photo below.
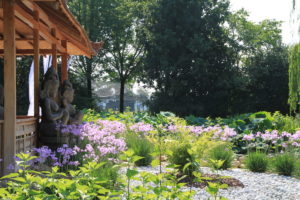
[133,166,300,200]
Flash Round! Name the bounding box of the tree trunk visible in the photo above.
[119,79,125,113]
[86,59,92,98]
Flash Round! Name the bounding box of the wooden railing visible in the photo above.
[0,116,37,173]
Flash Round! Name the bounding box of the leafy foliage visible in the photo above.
[228,10,289,114]
[140,1,288,117]
[288,44,300,114]
[126,133,153,166]
[245,152,269,173]
[209,144,234,170]
[67,0,106,103]
[0,152,201,199]
[142,0,237,117]
[273,153,296,176]
[168,143,198,175]
[68,0,148,112]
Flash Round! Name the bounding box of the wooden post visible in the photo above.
[51,28,57,69]
[61,40,68,82]
[33,10,40,118]
[2,0,16,175]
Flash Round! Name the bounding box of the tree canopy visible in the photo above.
[139,0,288,117]
[5,0,288,117]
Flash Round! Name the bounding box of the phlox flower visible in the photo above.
[130,122,153,135]
[290,131,300,141]
[243,134,254,141]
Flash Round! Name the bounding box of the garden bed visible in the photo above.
[135,166,300,200]
[1,111,300,199]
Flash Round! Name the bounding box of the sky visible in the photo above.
[230,0,295,44]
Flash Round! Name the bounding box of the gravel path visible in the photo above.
[135,166,300,200]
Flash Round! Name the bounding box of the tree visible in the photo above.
[142,0,237,117]
[289,0,300,114]
[68,0,147,112]
[98,0,147,113]
[288,44,300,114]
[228,10,289,114]
[67,0,106,108]
[245,47,289,113]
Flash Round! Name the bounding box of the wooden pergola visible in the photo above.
[0,0,98,175]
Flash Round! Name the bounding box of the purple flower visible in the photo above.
[290,131,300,141]
[281,132,292,138]
[292,142,300,147]
[77,120,127,162]
[130,122,153,135]
[167,125,178,133]
[33,146,56,164]
[7,164,15,171]
[69,161,80,166]
[243,134,254,141]
[282,143,288,148]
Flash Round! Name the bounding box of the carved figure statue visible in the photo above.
[39,67,84,149]
[39,67,70,149]
[40,67,69,125]
[61,80,83,124]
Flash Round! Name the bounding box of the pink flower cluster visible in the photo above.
[129,122,154,135]
[79,120,126,161]
[242,130,300,147]
[164,124,237,139]
[96,120,126,134]
[211,126,237,141]
[243,134,254,141]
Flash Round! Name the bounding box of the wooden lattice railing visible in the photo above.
[0,116,37,174]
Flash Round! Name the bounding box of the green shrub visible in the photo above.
[168,143,197,175]
[295,159,300,177]
[274,153,296,176]
[0,153,196,199]
[126,133,153,166]
[245,152,269,172]
[94,162,119,188]
[209,144,234,170]
[273,111,300,133]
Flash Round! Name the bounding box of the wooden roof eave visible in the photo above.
[58,0,96,56]
[0,0,96,57]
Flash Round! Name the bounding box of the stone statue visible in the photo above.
[39,67,69,149]
[0,85,3,120]
[61,80,83,124]
[40,67,69,125]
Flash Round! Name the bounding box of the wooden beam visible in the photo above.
[22,1,63,40]
[2,0,16,175]
[32,1,93,57]
[61,40,68,82]
[38,3,81,39]
[51,28,57,69]
[33,10,40,118]
[60,32,92,58]
[0,49,61,55]
[0,16,35,49]
[10,38,35,41]
[14,3,66,53]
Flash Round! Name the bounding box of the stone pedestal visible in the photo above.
[39,123,70,149]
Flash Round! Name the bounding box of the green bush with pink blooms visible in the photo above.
[1,110,300,199]
[23,110,300,176]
